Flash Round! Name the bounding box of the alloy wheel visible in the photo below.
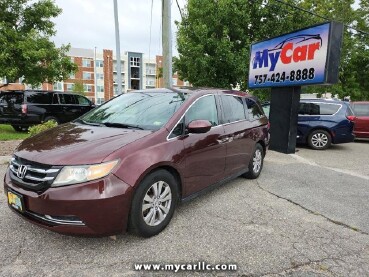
[142,181,172,226]
[253,149,262,173]
[311,133,328,148]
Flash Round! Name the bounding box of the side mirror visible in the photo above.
[187,120,212,134]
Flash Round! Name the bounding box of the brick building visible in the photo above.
[0,47,190,104]
[0,47,189,104]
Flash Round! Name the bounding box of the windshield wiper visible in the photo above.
[75,119,104,127]
[102,122,145,130]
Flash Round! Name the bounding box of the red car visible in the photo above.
[351,101,369,138]
[5,88,269,237]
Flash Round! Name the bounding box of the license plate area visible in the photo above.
[7,190,24,212]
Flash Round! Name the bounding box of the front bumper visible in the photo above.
[4,169,133,236]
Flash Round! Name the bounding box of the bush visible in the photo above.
[28,121,58,137]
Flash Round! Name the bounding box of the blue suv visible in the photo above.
[262,99,355,150]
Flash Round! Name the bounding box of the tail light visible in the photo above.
[21,104,27,114]
[346,115,356,121]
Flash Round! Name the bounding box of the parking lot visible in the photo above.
[1,141,369,276]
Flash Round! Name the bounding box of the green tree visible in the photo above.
[0,0,77,87]
[175,0,369,100]
[175,0,309,90]
[72,81,85,96]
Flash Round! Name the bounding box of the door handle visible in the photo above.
[218,137,230,144]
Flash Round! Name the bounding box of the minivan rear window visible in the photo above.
[246,98,264,120]
[352,104,369,116]
[299,102,340,115]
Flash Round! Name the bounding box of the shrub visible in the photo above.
[28,121,58,137]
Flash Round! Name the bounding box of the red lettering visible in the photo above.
[307,42,320,60]
[293,45,308,62]
[280,42,293,64]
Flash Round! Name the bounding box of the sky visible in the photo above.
[52,0,185,57]
[52,0,360,58]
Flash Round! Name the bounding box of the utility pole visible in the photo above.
[113,0,123,94]
[162,0,172,88]
[93,46,98,103]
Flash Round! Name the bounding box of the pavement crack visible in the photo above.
[255,180,369,236]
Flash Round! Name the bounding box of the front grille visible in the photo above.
[9,156,61,191]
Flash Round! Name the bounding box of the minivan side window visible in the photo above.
[26,92,52,104]
[76,95,90,105]
[299,102,340,115]
[246,98,264,120]
[0,94,23,105]
[185,95,218,126]
[59,94,77,105]
[168,118,185,139]
[52,94,59,104]
[352,104,369,116]
[221,95,246,123]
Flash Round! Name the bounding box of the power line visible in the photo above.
[269,0,369,36]
[175,0,183,19]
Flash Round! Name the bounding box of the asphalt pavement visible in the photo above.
[1,141,369,276]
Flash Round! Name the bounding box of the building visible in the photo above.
[48,48,189,104]
[0,47,190,104]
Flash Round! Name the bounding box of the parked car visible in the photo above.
[0,90,95,131]
[350,101,369,139]
[5,88,269,237]
[262,99,355,150]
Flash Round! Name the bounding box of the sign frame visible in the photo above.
[248,21,343,89]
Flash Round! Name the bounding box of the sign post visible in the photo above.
[248,22,344,153]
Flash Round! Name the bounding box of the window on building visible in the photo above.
[97,85,104,93]
[172,78,178,86]
[130,57,140,67]
[82,58,91,67]
[113,85,124,95]
[69,73,75,79]
[53,82,63,91]
[83,84,93,92]
[96,60,104,67]
[83,72,93,80]
[96,73,104,80]
[66,84,74,91]
[70,57,75,63]
[96,98,105,105]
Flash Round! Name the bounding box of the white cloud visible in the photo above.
[52,0,183,56]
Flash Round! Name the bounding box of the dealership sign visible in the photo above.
[248,22,343,88]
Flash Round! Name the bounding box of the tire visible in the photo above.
[308,129,331,150]
[11,125,29,132]
[129,169,179,237]
[243,143,264,179]
[44,116,59,125]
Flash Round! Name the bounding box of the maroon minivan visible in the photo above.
[351,101,369,139]
[5,88,269,237]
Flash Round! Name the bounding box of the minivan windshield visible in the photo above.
[79,92,188,130]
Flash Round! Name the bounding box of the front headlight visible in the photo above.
[52,160,119,187]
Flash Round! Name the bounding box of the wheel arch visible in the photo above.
[306,126,333,142]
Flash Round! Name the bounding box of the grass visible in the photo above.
[0,124,30,141]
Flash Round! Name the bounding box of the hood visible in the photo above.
[15,123,152,165]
